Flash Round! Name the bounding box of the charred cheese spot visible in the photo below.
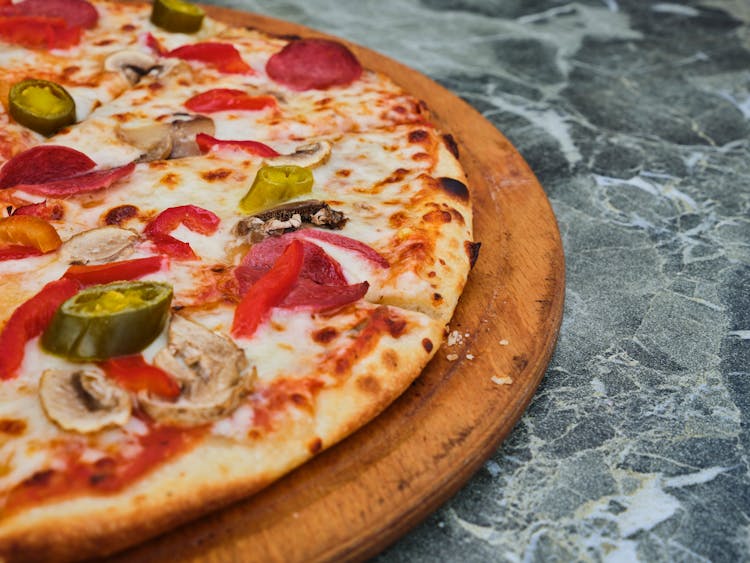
[357,375,381,395]
[442,134,460,158]
[308,437,323,454]
[465,241,481,268]
[315,97,332,106]
[381,349,399,370]
[379,168,409,185]
[389,211,408,229]
[104,204,138,226]
[160,173,180,188]
[412,152,430,162]
[121,23,136,31]
[336,169,352,178]
[439,177,469,201]
[201,168,232,182]
[433,293,443,304]
[384,314,407,338]
[312,327,339,344]
[62,66,80,79]
[94,39,115,46]
[148,82,164,93]
[392,105,407,114]
[422,338,434,353]
[423,210,452,224]
[408,129,429,143]
[0,419,26,436]
[149,161,169,170]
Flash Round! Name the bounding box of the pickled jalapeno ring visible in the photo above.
[41,281,173,361]
[8,79,76,137]
[150,0,205,33]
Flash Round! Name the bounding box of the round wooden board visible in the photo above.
[107,6,565,562]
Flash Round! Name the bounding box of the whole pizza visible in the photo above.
[0,0,477,559]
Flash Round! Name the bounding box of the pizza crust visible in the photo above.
[0,309,443,562]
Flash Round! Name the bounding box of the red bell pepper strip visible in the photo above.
[195,133,279,157]
[232,238,303,339]
[12,200,64,221]
[144,205,220,260]
[144,32,167,56]
[0,278,80,380]
[100,354,180,400]
[63,255,164,286]
[0,245,42,261]
[184,89,277,113]
[167,42,253,74]
[0,16,81,50]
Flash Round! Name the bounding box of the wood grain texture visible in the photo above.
[102,6,565,561]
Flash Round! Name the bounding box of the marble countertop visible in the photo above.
[202,0,750,560]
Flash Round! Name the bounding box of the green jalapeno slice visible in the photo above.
[239,165,314,215]
[41,281,173,361]
[8,79,76,137]
[150,0,205,33]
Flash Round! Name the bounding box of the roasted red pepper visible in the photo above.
[144,205,219,260]
[167,42,252,74]
[0,245,42,261]
[184,89,277,113]
[12,200,64,221]
[195,133,279,157]
[0,278,80,379]
[101,354,180,400]
[62,255,164,286]
[232,238,303,338]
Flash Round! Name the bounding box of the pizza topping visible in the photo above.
[63,256,164,286]
[144,204,220,260]
[59,226,137,265]
[239,165,314,215]
[267,141,332,169]
[104,49,161,86]
[39,369,132,433]
[150,0,204,34]
[40,281,173,361]
[104,204,138,226]
[232,238,304,338]
[266,39,363,91]
[235,200,347,242]
[0,215,62,253]
[116,115,215,162]
[0,146,95,189]
[12,200,64,221]
[101,354,180,400]
[184,89,277,113]
[0,145,135,196]
[8,79,76,136]
[0,16,81,50]
[0,246,43,260]
[167,43,253,74]
[141,314,253,426]
[299,229,390,268]
[0,0,98,29]
[0,278,80,380]
[195,133,279,157]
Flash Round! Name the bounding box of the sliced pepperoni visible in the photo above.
[242,235,347,286]
[266,39,362,91]
[0,0,98,28]
[0,15,81,49]
[0,146,95,189]
[11,163,135,197]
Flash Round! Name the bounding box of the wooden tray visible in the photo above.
[108,6,565,561]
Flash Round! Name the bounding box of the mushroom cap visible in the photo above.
[60,226,138,265]
[266,140,332,169]
[39,369,132,433]
[139,315,254,427]
[103,49,160,85]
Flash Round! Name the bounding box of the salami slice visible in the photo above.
[0,0,98,28]
[11,163,135,197]
[0,146,95,189]
[265,39,363,91]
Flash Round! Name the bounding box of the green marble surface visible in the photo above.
[200,1,750,560]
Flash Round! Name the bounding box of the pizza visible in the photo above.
[0,0,478,559]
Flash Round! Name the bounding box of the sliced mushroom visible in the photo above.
[104,49,161,85]
[60,226,138,265]
[139,314,254,427]
[39,369,132,433]
[235,199,348,242]
[115,114,215,163]
[116,121,173,163]
[168,114,215,158]
[267,140,332,169]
